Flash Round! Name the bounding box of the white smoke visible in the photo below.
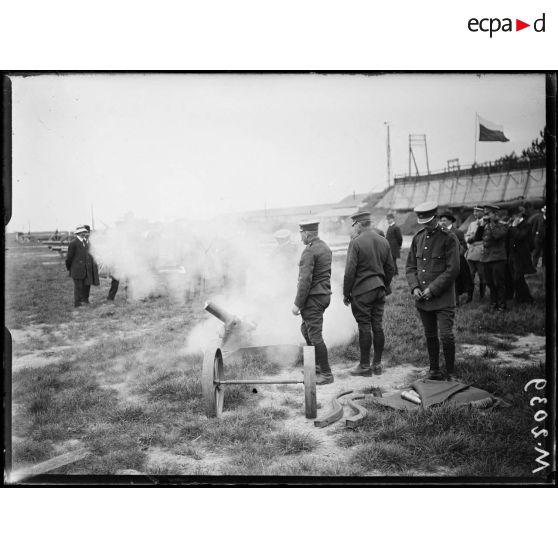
[90,214,357,355]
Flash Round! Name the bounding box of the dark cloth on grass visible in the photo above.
[370,379,495,410]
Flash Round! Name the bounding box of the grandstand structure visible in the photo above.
[376,158,546,210]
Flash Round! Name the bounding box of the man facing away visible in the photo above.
[464,205,486,302]
[292,219,334,385]
[65,225,100,307]
[385,212,403,276]
[344,211,394,376]
[406,202,460,380]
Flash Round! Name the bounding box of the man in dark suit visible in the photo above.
[344,211,395,376]
[438,212,472,306]
[65,225,99,307]
[385,213,403,275]
[406,202,460,380]
[508,206,536,303]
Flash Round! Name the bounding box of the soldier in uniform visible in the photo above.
[292,219,334,385]
[480,204,508,311]
[344,211,395,376]
[406,202,460,380]
[385,213,403,275]
[464,205,486,302]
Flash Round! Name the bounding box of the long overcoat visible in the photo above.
[66,238,100,285]
[386,224,403,259]
[508,219,536,275]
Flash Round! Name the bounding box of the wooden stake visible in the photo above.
[303,346,317,419]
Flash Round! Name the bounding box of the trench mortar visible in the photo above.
[201,301,317,419]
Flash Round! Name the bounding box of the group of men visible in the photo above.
[464,204,545,310]
[290,200,545,385]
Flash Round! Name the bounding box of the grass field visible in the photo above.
[5,238,551,481]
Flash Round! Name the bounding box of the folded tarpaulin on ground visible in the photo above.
[370,379,496,411]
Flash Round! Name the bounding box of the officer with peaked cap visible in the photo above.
[406,201,460,380]
[344,211,395,376]
[292,219,334,385]
[464,205,487,302]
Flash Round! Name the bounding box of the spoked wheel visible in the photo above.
[202,348,225,417]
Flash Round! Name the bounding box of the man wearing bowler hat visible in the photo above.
[406,202,460,380]
[65,225,100,307]
[344,211,395,376]
[292,219,334,385]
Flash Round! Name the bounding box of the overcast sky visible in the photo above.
[8,72,546,232]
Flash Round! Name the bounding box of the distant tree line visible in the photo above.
[493,127,546,166]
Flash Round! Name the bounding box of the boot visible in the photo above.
[442,340,455,379]
[358,328,372,368]
[350,363,372,376]
[314,342,333,385]
[425,337,440,373]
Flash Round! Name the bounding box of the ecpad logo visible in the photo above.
[468,13,546,37]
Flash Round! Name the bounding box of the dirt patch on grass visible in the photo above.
[458,334,545,367]
[243,361,423,468]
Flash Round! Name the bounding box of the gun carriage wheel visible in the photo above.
[202,347,225,417]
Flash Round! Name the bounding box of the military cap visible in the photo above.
[298,219,320,232]
[515,205,526,215]
[483,204,501,212]
[274,228,291,240]
[413,201,438,224]
[438,212,456,223]
[84,225,91,232]
[386,212,395,219]
[350,211,372,224]
[75,225,88,235]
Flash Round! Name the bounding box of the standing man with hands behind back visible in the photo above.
[344,211,395,376]
[406,202,460,380]
[292,219,334,385]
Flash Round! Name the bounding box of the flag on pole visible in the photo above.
[478,115,509,142]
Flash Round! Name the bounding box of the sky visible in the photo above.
[8,72,546,232]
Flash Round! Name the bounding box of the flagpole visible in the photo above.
[474,113,478,164]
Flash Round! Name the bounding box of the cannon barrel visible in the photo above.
[204,300,237,325]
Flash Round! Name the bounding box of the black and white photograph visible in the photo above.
[3,72,555,484]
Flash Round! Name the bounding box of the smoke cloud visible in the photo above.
[90,214,357,356]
